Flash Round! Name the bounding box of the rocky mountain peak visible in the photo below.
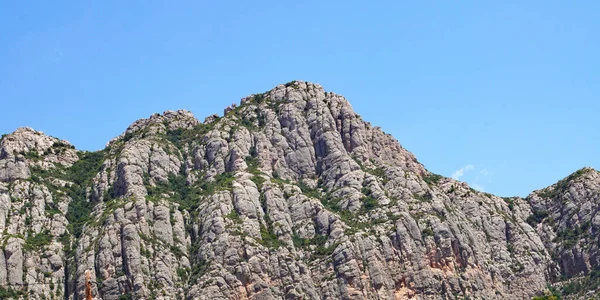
[531,167,599,200]
[1,127,62,157]
[107,109,200,147]
[0,127,78,182]
[0,82,598,299]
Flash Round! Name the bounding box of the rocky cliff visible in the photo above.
[0,81,598,300]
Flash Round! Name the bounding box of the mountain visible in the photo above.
[0,81,598,300]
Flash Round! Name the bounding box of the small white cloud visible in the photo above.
[452,164,474,180]
[471,184,485,192]
[479,169,490,176]
[50,47,65,63]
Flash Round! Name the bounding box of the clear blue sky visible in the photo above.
[1,1,598,197]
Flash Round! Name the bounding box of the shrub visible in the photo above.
[119,294,133,300]
[176,267,188,279]
[245,156,260,173]
[251,175,266,189]
[421,228,434,238]
[422,173,443,185]
[63,150,106,238]
[241,118,254,129]
[539,168,591,199]
[413,191,433,202]
[370,167,386,178]
[165,123,216,148]
[503,197,515,210]
[249,145,258,158]
[259,224,283,249]
[526,210,549,227]
[298,181,320,199]
[24,230,52,251]
[22,150,41,160]
[199,172,235,195]
[0,287,25,299]
[361,196,378,211]
[226,209,243,224]
[315,242,338,256]
[284,81,299,88]
[189,258,208,282]
[170,245,184,259]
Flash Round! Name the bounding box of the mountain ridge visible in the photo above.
[0,80,598,299]
[4,113,596,200]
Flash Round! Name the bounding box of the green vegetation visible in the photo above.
[532,296,559,300]
[318,192,341,212]
[526,210,549,227]
[448,185,457,193]
[52,141,74,149]
[240,118,255,129]
[245,155,259,171]
[45,204,62,217]
[189,257,209,282]
[315,242,338,256]
[422,173,443,186]
[553,222,590,249]
[226,209,243,224]
[300,184,371,233]
[367,166,386,179]
[293,233,326,248]
[201,172,235,194]
[245,155,266,188]
[64,150,107,238]
[21,150,41,160]
[535,272,600,299]
[298,181,320,199]
[250,175,266,189]
[146,167,233,213]
[176,267,189,280]
[502,197,515,210]
[413,191,433,202]
[560,271,600,298]
[284,81,299,88]
[24,229,52,251]
[360,187,378,212]
[259,223,283,249]
[257,181,284,250]
[421,227,435,238]
[165,122,218,148]
[0,287,26,299]
[292,233,337,256]
[361,195,378,211]
[67,151,106,185]
[27,149,107,239]
[251,93,266,104]
[531,285,562,300]
[539,168,591,199]
[119,294,133,300]
[352,157,389,183]
[170,245,184,259]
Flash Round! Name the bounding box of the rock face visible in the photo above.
[0,81,598,299]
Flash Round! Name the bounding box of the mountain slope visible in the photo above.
[0,81,597,300]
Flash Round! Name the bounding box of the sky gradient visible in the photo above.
[1,1,598,197]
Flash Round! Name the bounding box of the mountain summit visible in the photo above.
[0,81,598,299]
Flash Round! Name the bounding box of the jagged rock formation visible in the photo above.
[0,81,598,300]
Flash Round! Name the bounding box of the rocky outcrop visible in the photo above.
[525,167,600,299]
[0,127,77,299]
[0,81,597,299]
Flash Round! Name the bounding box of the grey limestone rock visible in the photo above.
[0,83,597,299]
